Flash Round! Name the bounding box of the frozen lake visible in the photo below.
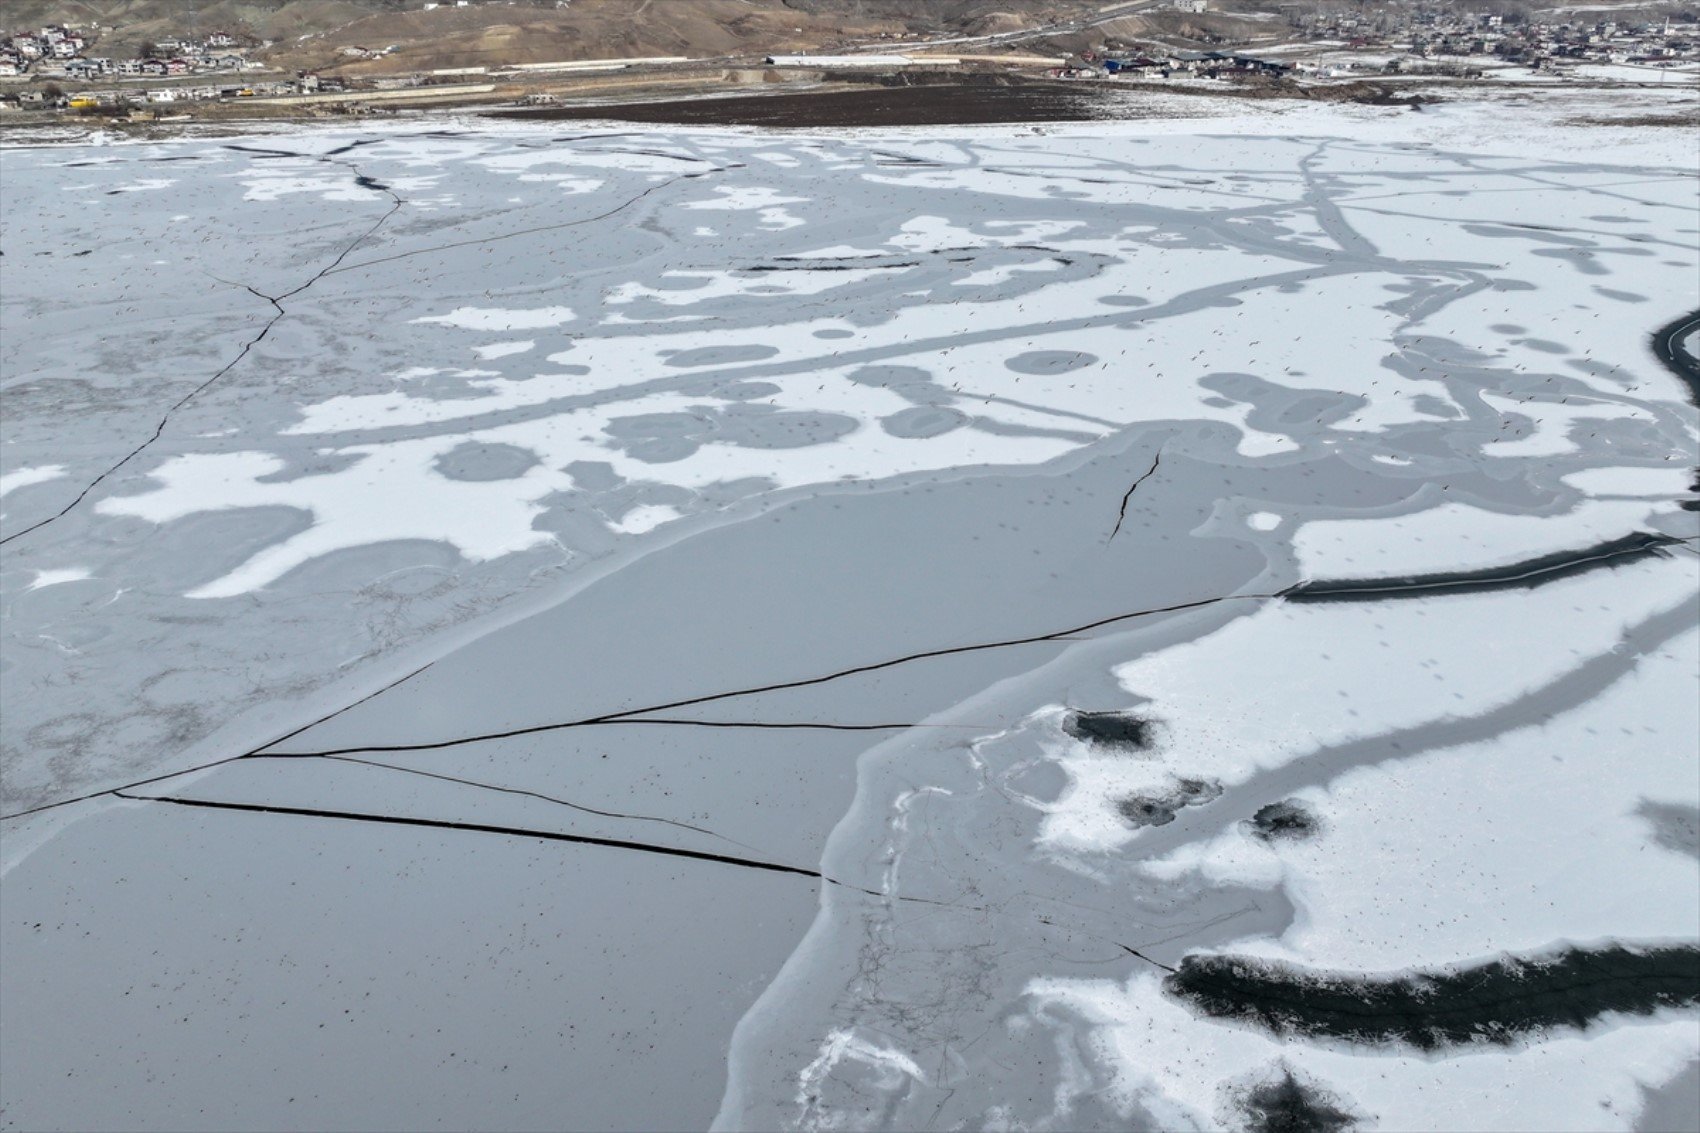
[2,87,1697,1131]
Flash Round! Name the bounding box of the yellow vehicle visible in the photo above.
[68,96,100,109]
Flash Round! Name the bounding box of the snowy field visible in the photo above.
[2,87,1697,1130]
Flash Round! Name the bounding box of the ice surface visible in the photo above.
[1137,626,1700,967]
[1037,555,1697,856]
[2,87,1697,1133]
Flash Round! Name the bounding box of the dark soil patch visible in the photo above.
[1230,1069,1361,1133]
[1564,113,1700,128]
[490,77,1117,128]
[1118,777,1221,828]
[1284,531,1684,602]
[1166,944,1700,1050]
[1064,710,1157,750]
[1250,800,1319,842]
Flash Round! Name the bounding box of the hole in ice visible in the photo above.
[1116,778,1222,829]
[1063,711,1158,750]
[1223,1066,1361,1133]
[1249,799,1320,843]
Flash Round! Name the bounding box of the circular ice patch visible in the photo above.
[1005,350,1098,376]
[432,442,540,482]
[881,406,968,439]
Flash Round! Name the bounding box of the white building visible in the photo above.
[764,54,915,67]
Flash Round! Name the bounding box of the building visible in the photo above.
[764,54,915,67]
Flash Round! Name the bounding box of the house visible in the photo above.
[165,58,190,75]
[1102,57,1161,75]
[0,60,19,76]
[139,60,168,75]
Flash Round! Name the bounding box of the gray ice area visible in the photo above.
[3,118,1698,1131]
[1638,1062,1700,1133]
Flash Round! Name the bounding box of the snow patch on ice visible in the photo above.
[1291,497,1665,578]
[28,568,93,590]
[610,505,681,535]
[471,340,536,360]
[1562,465,1696,497]
[414,306,576,330]
[0,465,67,497]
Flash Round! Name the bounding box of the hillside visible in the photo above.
[2,0,1108,71]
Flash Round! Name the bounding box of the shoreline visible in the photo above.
[4,67,1697,145]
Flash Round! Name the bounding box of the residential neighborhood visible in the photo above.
[1060,8,1697,81]
[0,23,356,113]
[1,24,265,81]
